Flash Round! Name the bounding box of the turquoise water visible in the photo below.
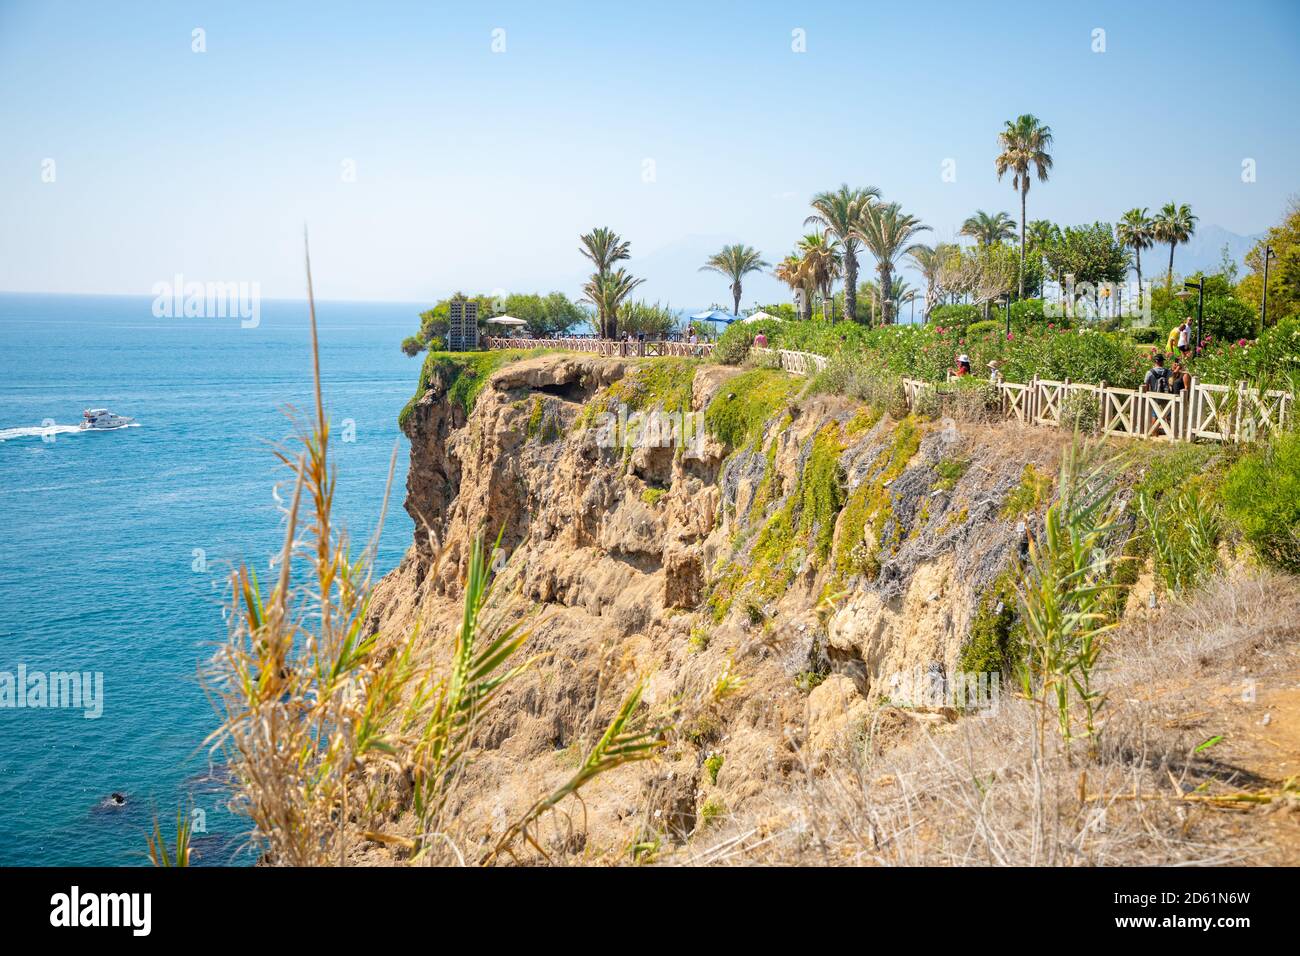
[0,292,418,865]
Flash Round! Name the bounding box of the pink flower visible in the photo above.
[1006,333,1014,341]
[1237,338,1248,346]
[1047,323,1055,330]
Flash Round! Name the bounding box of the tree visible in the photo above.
[501,292,586,337]
[774,253,814,320]
[617,300,678,337]
[582,268,644,336]
[699,244,770,317]
[805,184,880,322]
[907,243,950,319]
[795,231,843,322]
[1116,208,1155,294]
[1152,202,1197,291]
[1238,196,1300,327]
[579,227,632,337]
[854,202,931,324]
[995,114,1054,299]
[960,210,1016,247]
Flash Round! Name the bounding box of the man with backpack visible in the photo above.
[1144,353,1171,435]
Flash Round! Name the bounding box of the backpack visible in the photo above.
[1155,369,1171,393]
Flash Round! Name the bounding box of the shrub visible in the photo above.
[929,303,981,331]
[965,319,1001,337]
[704,368,796,449]
[1128,326,1161,345]
[1220,431,1300,572]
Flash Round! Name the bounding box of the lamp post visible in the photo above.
[1262,245,1277,328]
[999,294,1012,340]
[1177,278,1205,357]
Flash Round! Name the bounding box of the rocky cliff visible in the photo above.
[367,352,1073,854]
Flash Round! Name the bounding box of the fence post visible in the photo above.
[1098,381,1107,432]
[1187,376,1199,442]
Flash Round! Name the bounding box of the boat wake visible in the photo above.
[0,422,140,442]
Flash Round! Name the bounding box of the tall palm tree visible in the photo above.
[581,267,644,337]
[795,232,843,322]
[699,244,770,317]
[805,184,880,323]
[774,253,813,320]
[1152,202,1198,290]
[853,202,931,324]
[906,243,947,320]
[1116,207,1155,295]
[578,227,631,337]
[995,114,1054,299]
[960,210,1017,247]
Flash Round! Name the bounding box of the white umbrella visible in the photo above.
[485,315,528,326]
[743,310,780,323]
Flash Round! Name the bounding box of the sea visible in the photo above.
[0,292,420,866]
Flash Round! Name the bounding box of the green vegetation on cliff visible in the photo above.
[705,368,798,449]
[398,349,549,428]
[828,415,923,588]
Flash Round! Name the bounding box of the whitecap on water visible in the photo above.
[0,422,140,442]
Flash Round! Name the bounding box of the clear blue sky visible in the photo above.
[1,0,1297,306]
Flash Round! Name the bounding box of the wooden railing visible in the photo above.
[483,336,714,358]
[901,374,1294,444]
[483,336,1292,444]
[751,346,828,375]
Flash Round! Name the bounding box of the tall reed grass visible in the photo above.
[195,238,662,865]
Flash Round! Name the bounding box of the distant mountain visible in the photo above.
[1157,223,1265,279]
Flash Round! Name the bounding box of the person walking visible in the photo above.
[1144,352,1171,435]
[1177,319,1192,358]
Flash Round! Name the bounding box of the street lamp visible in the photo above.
[1262,245,1277,328]
[1176,278,1206,355]
[998,294,1012,339]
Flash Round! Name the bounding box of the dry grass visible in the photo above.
[684,568,1300,866]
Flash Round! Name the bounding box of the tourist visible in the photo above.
[754,331,768,348]
[955,353,971,377]
[1167,359,1191,396]
[1144,352,1170,434]
[1177,319,1192,357]
[1143,353,1169,393]
[987,359,1004,384]
[1165,322,1181,355]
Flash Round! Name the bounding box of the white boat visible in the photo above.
[79,408,134,430]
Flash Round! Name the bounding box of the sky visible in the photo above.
[1,0,1298,308]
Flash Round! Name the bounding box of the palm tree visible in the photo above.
[995,114,1054,299]
[805,184,880,323]
[1152,202,1198,290]
[795,232,843,322]
[960,210,1016,247]
[906,243,948,320]
[578,227,631,337]
[774,253,813,320]
[1116,207,1155,296]
[699,244,770,317]
[853,202,931,324]
[581,267,644,337]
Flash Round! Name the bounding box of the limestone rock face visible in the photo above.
[368,353,1067,857]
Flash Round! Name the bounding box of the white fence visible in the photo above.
[751,346,829,375]
[485,337,1292,444]
[902,374,1294,444]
